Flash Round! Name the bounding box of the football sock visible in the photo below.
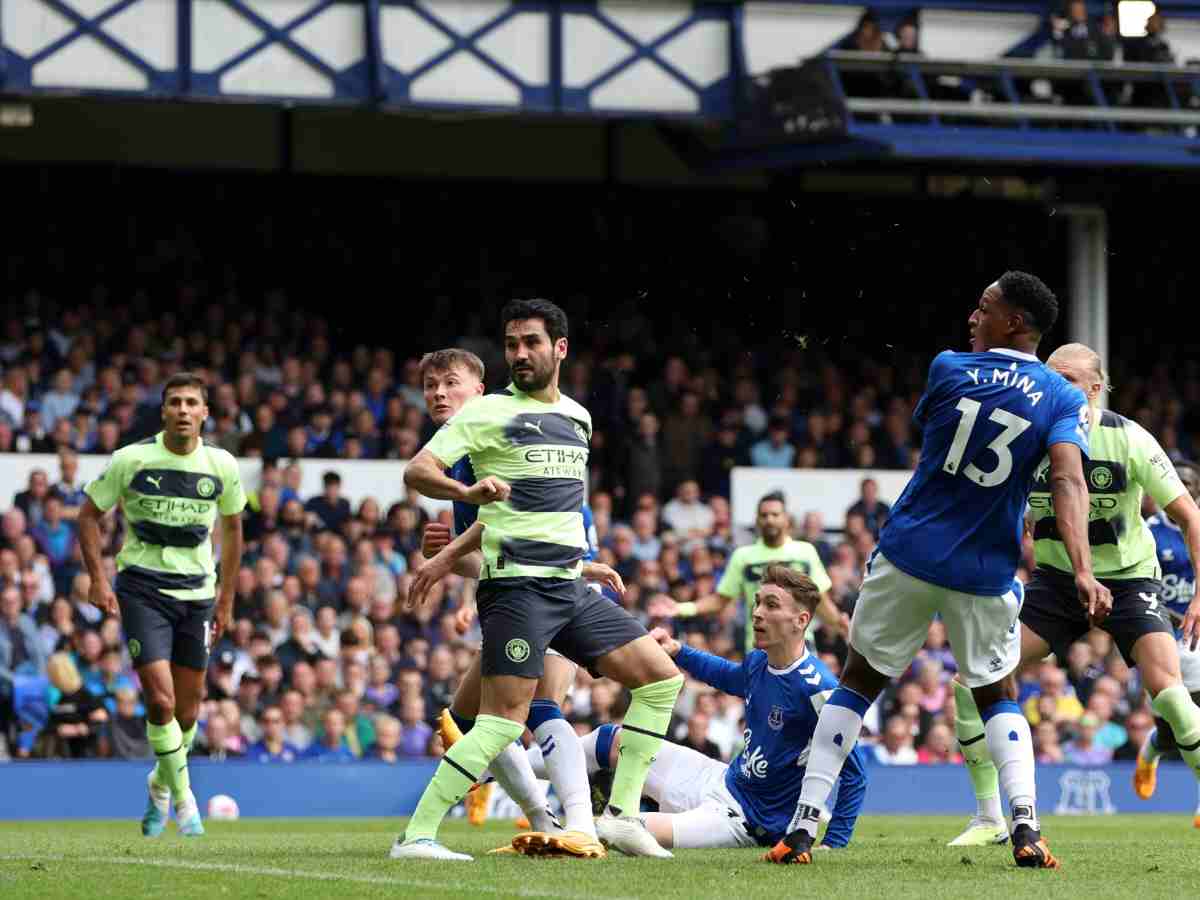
[954,681,1003,821]
[147,719,190,803]
[981,700,1038,829]
[181,722,198,753]
[607,675,683,816]
[794,686,871,837]
[487,740,550,823]
[528,700,595,837]
[1151,684,1200,780]
[1140,727,1163,764]
[405,714,524,842]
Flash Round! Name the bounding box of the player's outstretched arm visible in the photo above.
[421,523,482,578]
[1047,441,1112,623]
[649,626,748,697]
[1164,492,1200,651]
[820,745,868,848]
[77,498,118,617]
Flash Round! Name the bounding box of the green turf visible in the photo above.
[0,815,1195,900]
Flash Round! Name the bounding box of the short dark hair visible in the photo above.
[161,372,208,404]
[500,299,569,342]
[997,271,1058,335]
[323,471,341,486]
[762,564,820,615]
[418,348,485,382]
[757,491,787,514]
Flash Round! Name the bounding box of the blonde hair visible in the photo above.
[1047,342,1111,401]
[47,652,82,694]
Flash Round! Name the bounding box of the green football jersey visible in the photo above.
[424,384,591,581]
[85,432,247,601]
[1028,409,1184,579]
[716,537,833,653]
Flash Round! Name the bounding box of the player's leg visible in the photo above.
[517,652,597,845]
[439,652,556,834]
[167,599,215,836]
[555,588,682,858]
[787,553,934,861]
[119,588,185,837]
[392,582,563,860]
[945,582,1057,869]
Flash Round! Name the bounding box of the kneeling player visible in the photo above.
[557,566,867,854]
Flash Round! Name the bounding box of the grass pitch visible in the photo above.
[0,815,1194,900]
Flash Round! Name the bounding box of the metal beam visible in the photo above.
[847,97,1200,124]
[1064,205,1109,406]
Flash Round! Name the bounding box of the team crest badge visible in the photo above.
[129,639,141,658]
[1089,466,1113,490]
[768,705,785,731]
[505,638,531,664]
[197,477,216,498]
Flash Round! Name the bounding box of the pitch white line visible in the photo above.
[0,854,640,900]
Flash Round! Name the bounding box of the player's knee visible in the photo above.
[145,692,175,724]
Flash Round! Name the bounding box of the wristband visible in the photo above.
[675,601,698,618]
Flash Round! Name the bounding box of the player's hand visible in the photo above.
[407,551,453,610]
[212,592,234,646]
[1182,594,1200,652]
[422,522,452,559]
[88,578,119,617]
[1075,573,1112,625]
[647,595,678,619]
[464,477,510,506]
[582,562,625,597]
[453,604,476,635]
[763,833,813,865]
[649,625,682,658]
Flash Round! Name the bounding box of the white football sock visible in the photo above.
[533,719,596,838]
[795,689,869,838]
[488,741,553,827]
[1140,727,1163,764]
[983,703,1038,829]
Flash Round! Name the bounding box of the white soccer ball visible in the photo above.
[207,794,240,820]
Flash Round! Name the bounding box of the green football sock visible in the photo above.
[608,674,684,816]
[181,722,198,753]
[147,719,191,803]
[1151,684,1200,780]
[404,714,525,843]
[953,680,1003,820]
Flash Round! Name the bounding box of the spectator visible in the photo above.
[280,689,313,750]
[0,584,46,677]
[1113,709,1156,761]
[306,471,352,534]
[398,695,433,758]
[31,497,75,587]
[1023,664,1085,725]
[105,687,150,759]
[749,416,795,469]
[916,723,962,764]
[1085,692,1127,752]
[682,710,722,761]
[1062,712,1113,765]
[661,480,715,541]
[200,712,243,761]
[302,707,356,761]
[1125,11,1176,108]
[43,652,106,758]
[630,510,662,563]
[14,469,52,528]
[1052,0,1115,62]
[246,705,300,762]
[699,414,748,499]
[619,413,663,514]
[871,714,919,765]
[845,477,891,539]
[1034,719,1065,764]
[367,713,403,762]
[39,369,79,431]
[799,511,833,565]
[660,392,712,492]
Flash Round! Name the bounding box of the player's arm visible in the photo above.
[1046,441,1111,623]
[421,522,483,579]
[405,520,485,610]
[650,626,748,697]
[77,497,118,617]
[214,513,244,644]
[819,744,868,848]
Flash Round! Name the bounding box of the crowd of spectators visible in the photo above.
[0,295,1181,780]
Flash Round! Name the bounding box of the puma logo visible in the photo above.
[522,420,544,435]
[145,475,162,489]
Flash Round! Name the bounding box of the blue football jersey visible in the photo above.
[1148,513,1193,635]
[674,646,867,848]
[881,349,1090,595]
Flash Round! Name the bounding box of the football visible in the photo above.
[207,794,240,821]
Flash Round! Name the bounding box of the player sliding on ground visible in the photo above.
[79,373,246,837]
[520,566,867,854]
[390,299,683,861]
[767,272,1110,870]
[948,346,1200,844]
[416,346,619,858]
